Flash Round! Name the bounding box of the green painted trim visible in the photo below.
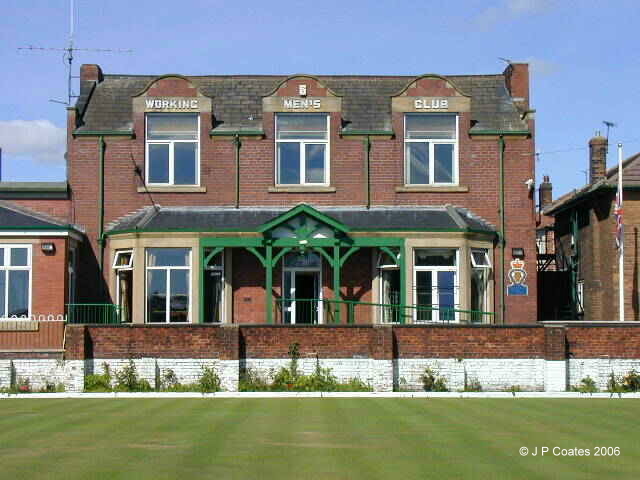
[341,130,394,136]
[73,130,134,137]
[265,244,273,324]
[272,247,292,266]
[209,130,264,137]
[199,246,205,324]
[469,130,531,137]
[246,247,267,267]
[257,204,350,234]
[312,246,334,265]
[339,246,360,267]
[399,240,407,324]
[333,244,341,323]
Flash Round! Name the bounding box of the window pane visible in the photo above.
[278,143,300,184]
[277,114,327,140]
[0,271,5,317]
[118,270,133,323]
[204,269,223,323]
[471,268,488,317]
[305,144,325,183]
[147,269,167,323]
[147,114,197,141]
[114,251,133,268]
[471,249,490,267]
[407,143,429,184]
[170,270,189,323]
[149,144,170,183]
[10,248,28,266]
[147,248,190,267]
[284,252,320,268]
[0,248,4,266]
[406,115,456,139]
[8,270,29,317]
[434,144,454,183]
[174,142,197,185]
[438,271,456,321]
[415,271,433,322]
[415,248,457,267]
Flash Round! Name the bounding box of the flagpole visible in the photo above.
[618,143,624,321]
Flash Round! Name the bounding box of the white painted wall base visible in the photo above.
[3,356,640,393]
[396,358,547,392]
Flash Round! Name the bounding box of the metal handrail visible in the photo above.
[66,303,123,324]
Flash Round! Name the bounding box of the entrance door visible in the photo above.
[282,252,322,324]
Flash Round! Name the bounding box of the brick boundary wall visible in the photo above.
[3,323,640,392]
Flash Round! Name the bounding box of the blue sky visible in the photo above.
[1,0,639,201]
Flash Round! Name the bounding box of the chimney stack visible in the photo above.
[589,132,607,184]
[80,64,103,83]
[539,175,552,209]
[503,63,529,110]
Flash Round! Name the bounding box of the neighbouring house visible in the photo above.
[544,134,640,320]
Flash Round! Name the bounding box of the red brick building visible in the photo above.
[1,63,538,327]
[545,135,640,321]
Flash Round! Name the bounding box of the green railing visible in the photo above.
[66,304,123,324]
[275,298,494,325]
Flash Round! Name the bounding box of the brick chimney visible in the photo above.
[80,64,103,83]
[589,133,607,184]
[503,63,529,110]
[539,175,552,209]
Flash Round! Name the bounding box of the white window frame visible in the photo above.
[113,249,134,322]
[68,245,77,304]
[413,248,459,323]
[145,248,192,324]
[404,113,459,186]
[470,248,491,268]
[0,244,32,320]
[275,113,330,186]
[577,279,584,314]
[204,249,225,324]
[145,113,200,186]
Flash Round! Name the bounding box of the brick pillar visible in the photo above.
[589,135,607,184]
[219,325,240,391]
[371,325,394,392]
[63,325,87,392]
[539,175,552,209]
[544,326,567,391]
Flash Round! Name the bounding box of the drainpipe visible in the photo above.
[98,136,106,296]
[364,135,371,209]
[499,135,506,324]
[233,134,241,209]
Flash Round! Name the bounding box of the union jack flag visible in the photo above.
[614,188,624,250]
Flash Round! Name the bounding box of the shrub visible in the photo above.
[85,363,114,392]
[621,369,640,392]
[239,368,270,392]
[572,376,598,394]
[607,373,624,394]
[114,361,152,392]
[198,365,222,393]
[464,377,482,392]
[420,367,448,392]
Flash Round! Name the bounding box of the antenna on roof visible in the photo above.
[603,120,617,162]
[17,0,133,106]
[498,57,513,65]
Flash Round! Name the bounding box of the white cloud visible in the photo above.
[0,120,66,165]
[472,0,556,30]
[525,57,561,77]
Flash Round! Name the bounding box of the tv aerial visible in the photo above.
[18,0,132,106]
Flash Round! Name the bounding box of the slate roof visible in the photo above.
[545,152,640,215]
[0,200,74,230]
[75,72,528,134]
[106,205,495,234]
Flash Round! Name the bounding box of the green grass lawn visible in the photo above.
[0,399,638,479]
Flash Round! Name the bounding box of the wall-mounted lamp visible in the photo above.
[511,247,525,258]
[41,242,56,254]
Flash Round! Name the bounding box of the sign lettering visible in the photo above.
[145,98,199,109]
[414,98,449,110]
[283,98,322,109]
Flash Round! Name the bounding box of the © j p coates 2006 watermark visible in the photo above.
[519,446,620,457]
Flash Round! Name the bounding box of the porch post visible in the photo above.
[333,243,341,323]
[399,241,407,324]
[265,241,273,324]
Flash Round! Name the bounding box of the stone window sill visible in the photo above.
[137,186,207,193]
[395,185,469,193]
[268,186,337,193]
[0,320,38,331]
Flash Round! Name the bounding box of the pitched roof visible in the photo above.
[74,72,528,134]
[545,151,640,215]
[106,205,496,234]
[0,200,76,230]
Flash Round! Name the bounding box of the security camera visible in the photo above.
[524,179,534,191]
